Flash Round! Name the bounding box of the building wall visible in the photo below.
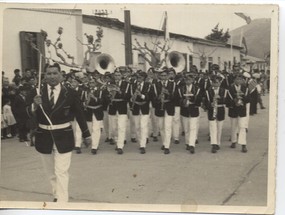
[83,23,194,72]
[192,43,241,71]
[2,9,82,80]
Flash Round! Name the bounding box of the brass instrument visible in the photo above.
[107,83,121,105]
[159,85,169,110]
[235,88,244,106]
[166,51,186,73]
[130,85,142,111]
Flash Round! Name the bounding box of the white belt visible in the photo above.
[39,122,71,130]
[86,105,102,110]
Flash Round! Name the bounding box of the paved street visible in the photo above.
[0,95,269,207]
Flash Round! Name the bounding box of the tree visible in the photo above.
[205,24,231,43]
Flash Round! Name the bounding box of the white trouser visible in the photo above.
[109,114,127,149]
[196,113,200,140]
[209,120,224,145]
[172,106,181,141]
[150,107,159,137]
[108,114,117,140]
[103,111,109,138]
[158,112,173,149]
[129,111,137,139]
[231,117,247,145]
[72,120,82,148]
[182,116,198,147]
[87,115,102,150]
[40,147,72,202]
[133,114,149,148]
[245,103,250,129]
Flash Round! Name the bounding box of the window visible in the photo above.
[19,31,45,75]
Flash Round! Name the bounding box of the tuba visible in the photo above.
[166,51,186,73]
[94,53,115,74]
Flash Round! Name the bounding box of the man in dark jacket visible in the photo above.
[31,64,91,202]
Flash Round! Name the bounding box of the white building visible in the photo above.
[2,8,241,80]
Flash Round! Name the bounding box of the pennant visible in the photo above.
[234,12,251,24]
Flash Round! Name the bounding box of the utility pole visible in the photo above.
[124,10,133,66]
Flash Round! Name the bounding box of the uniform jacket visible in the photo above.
[85,87,108,121]
[130,81,151,115]
[205,87,228,121]
[228,84,250,118]
[27,84,90,154]
[151,80,176,117]
[108,80,131,115]
[179,84,202,118]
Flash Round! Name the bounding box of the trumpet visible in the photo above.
[107,84,121,105]
[130,86,142,111]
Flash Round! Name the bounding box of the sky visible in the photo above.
[82,4,273,39]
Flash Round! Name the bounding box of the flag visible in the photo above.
[234,12,251,24]
[161,11,169,41]
[248,79,257,94]
[241,36,248,55]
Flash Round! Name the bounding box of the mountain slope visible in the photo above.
[230,18,271,59]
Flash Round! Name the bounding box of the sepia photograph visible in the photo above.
[0,3,279,215]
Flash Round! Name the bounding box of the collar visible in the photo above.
[48,84,61,91]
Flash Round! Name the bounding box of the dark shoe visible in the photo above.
[117,148,123,155]
[181,131,185,136]
[195,139,199,144]
[164,148,170,154]
[30,142,35,147]
[261,106,266,109]
[189,146,195,154]
[174,140,179,144]
[211,145,217,153]
[186,145,190,150]
[161,145,165,150]
[53,198,57,202]
[216,145,220,150]
[110,138,115,145]
[105,138,110,142]
[124,140,127,144]
[246,128,248,133]
[139,147,146,154]
[242,145,248,153]
[74,147,82,154]
[230,142,236,148]
[91,149,97,155]
[153,136,158,142]
[131,138,137,143]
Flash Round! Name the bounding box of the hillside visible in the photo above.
[230,18,271,59]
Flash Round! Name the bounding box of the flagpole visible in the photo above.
[230,13,233,71]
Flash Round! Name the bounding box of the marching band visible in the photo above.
[54,62,265,155]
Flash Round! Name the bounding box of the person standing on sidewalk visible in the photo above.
[29,64,91,202]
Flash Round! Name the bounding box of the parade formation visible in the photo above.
[0,14,270,203]
[2,62,268,156]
